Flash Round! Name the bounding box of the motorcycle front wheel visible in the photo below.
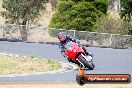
[79,55,94,70]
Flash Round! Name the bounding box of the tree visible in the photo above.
[120,0,132,34]
[49,0,108,31]
[49,0,57,10]
[93,0,108,14]
[120,0,132,22]
[1,0,48,41]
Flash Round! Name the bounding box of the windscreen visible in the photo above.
[65,41,73,50]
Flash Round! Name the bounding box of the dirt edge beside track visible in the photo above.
[0,83,132,88]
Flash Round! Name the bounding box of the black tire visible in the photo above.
[91,60,95,67]
[92,63,95,68]
[90,58,95,68]
[79,55,94,70]
[76,75,86,85]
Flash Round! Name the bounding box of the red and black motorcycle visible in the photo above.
[64,41,95,70]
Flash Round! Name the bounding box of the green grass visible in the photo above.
[0,55,62,75]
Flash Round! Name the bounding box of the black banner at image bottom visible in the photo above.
[76,74,131,85]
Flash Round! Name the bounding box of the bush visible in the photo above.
[93,14,132,35]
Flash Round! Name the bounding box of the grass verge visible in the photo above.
[0,54,61,75]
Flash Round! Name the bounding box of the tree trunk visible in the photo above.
[20,20,28,41]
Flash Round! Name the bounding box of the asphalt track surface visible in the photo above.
[0,41,132,82]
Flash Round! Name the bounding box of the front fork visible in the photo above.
[81,53,92,62]
[76,53,93,68]
[76,54,86,68]
[76,58,85,68]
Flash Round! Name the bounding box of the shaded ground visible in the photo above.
[0,83,132,88]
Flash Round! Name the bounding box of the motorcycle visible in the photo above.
[64,41,95,70]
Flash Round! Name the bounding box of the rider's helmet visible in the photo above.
[57,32,66,42]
